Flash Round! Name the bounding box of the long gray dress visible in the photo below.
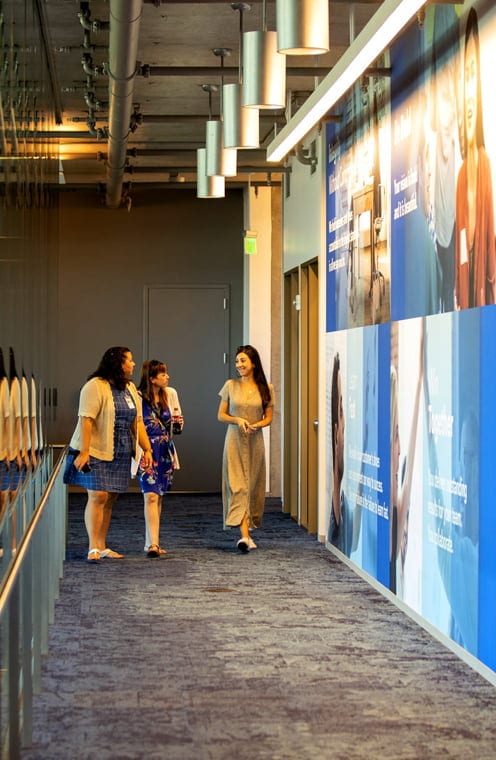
[219,379,274,529]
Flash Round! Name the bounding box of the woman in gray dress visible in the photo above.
[217,345,274,552]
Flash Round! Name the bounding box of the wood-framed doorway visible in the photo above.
[283,259,319,532]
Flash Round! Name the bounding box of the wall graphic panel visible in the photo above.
[325,0,496,673]
[325,325,390,585]
[326,72,391,331]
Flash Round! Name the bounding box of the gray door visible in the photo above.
[144,284,230,492]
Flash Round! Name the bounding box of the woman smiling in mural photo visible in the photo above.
[455,7,496,309]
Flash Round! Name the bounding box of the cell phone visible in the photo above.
[81,462,91,473]
[172,421,182,435]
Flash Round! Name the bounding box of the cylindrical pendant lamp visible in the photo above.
[276,0,329,55]
[242,30,286,109]
[197,148,225,198]
[205,120,238,177]
[223,82,260,149]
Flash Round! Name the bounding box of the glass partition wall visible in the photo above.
[0,4,61,752]
[0,0,60,518]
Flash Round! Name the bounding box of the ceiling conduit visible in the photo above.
[105,0,143,209]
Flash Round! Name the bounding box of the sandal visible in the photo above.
[144,545,167,555]
[147,544,160,558]
[87,548,101,562]
[100,548,124,559]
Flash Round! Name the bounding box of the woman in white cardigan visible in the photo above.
[64,347,152,562]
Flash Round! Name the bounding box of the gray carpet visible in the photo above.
[21,493,496,760]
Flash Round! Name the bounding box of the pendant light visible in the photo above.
[206,53,237,177]
[197,147,225,198]
[276,0,330,55]
[197,86,225,198]
[223,3,260,149]
[242,0,286,109]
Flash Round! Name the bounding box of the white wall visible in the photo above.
[244,186,272,370]
[283,132,325,273]
[244,186,274,487]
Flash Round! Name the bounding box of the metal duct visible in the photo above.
[105,0,143,208]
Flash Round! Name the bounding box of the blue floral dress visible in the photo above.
[137,399,175,495]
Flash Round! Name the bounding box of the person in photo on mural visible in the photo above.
[455,6,496,310]
[64,346,152,562]
[217,345,274,553]
[135,359,184,558]
[389,322,424,595]
[327,351,353,556]
[434,406,479,655]
[429,3,460,313]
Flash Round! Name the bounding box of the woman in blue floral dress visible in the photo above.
[137,360,183,557]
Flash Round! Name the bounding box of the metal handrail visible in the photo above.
[0,453,62,613]
[0,445,68,759]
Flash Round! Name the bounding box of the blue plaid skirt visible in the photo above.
[63,386,136,493]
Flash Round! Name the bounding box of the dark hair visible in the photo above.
[88,346,131,390]
[331,352,341,462]
[138,359,169,410]
[464,7,485,150]
[236,345,271,410]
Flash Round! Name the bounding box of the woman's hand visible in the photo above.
[141,449,153,469]
[248,422,262,433]
[74,451,90,472]
[237,417,251,433]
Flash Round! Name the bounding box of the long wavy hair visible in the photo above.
[463,7,485,151]
[236,344,271,411]
[138,359,169,410]
[331,352,340,465]
[88,346,131,391]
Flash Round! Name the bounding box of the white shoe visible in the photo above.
[237,538,250,553]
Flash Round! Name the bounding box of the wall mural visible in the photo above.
[325,0,496,673]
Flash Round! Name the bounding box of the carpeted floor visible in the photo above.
[21,492,496,760]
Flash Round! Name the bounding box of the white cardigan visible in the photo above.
[69,377,142,461]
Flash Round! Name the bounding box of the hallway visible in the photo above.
[21,493,496,760]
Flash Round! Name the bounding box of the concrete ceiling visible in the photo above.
[43,0,381,194]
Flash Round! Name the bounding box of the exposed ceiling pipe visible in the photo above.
[136,64,391,79]
[134,112,286,124]
[123,148,273,158]
[138,65,331,78]
[105,0,143,209]
[123,165,290,174]
[34,0,64,123]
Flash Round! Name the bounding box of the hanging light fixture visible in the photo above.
[223,3,259,149]
[267,0,419,162]
[197,147,225,198]
[276,0,329,55]
[197,85,225,198]
[205,53,237,177]
[242,0,286,109]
